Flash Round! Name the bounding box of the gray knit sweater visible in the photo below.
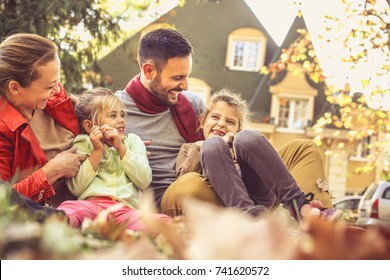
[115,89,206,205]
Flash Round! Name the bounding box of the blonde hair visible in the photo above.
[204,88,250,130]
[75,87,123,131]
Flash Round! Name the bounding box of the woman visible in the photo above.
[0,33,85,211]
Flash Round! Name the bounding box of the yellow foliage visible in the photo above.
[260,15,390,176]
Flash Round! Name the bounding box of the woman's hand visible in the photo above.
[42,146,87,184]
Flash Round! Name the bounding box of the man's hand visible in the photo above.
[143,140,151,157]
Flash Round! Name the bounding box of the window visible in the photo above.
[350,136,373,161]
[226,28,266,72]
[277,98,308,130]
[269,70,317,134]
[188,77,211,103]
[334,198,360,211]
[383,187,390,199]
[270,94,314,134]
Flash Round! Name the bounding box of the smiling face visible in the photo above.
[201,101,242,139]
[9,56,61,120]
[148,55,192,105]
[97,98,126,139]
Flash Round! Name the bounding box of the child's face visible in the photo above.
[98,101,126,137]
[202,101,241,139]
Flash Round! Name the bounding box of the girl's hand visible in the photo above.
[100,124,122,150]
[194,140,204,148]
[89,125,104,151]
[222,131,236,145]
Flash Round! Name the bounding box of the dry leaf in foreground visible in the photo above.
[183,198,300,260]
[182,198,390,260]
[294,216,390,260]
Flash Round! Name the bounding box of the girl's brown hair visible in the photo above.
[0,33,58,97]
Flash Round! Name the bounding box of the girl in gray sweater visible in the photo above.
[176,89,342,222]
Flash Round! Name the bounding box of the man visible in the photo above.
[115,28,220,216]
[116,28,333,218]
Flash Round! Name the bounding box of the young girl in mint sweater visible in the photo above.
[58,88,171,232]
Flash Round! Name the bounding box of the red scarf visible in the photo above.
[125,75,204,142]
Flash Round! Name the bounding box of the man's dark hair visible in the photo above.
[138,28,193,71]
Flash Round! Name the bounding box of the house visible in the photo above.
[97,0,377,197]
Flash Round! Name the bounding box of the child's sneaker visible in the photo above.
[290,192,320,222]
[290,192,343,223]
[320,207,344,221]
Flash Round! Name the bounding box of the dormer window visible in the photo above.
[187,77,212,104]
[225,28,266,72]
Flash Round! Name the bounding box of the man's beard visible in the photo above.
[150,74,170,105]
[150,74,180,106]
